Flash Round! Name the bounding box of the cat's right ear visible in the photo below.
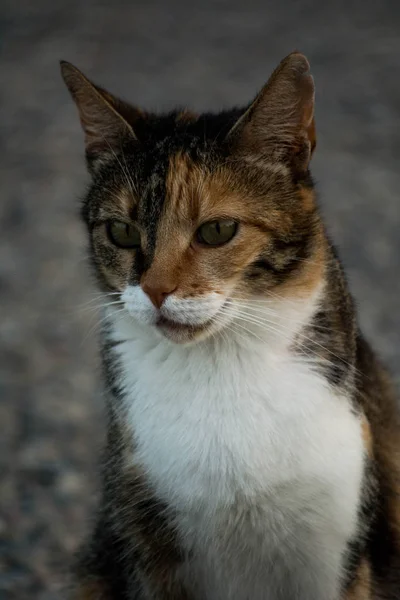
[225,52,316,174]
[60,61,140,170]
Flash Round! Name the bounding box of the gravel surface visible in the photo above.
[1,1,399,598]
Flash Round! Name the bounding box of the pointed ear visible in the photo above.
[227,52,316,173]
[60,61,140,168]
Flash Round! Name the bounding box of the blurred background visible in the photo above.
[1,0,400,598]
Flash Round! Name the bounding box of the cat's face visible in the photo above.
[62,53,324,344]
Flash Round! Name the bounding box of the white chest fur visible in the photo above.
[109,314,364,600]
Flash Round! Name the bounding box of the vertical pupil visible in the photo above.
[216,222,221,235]
[125,224,130,237]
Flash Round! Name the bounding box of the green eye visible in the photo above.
[196,220,238,246]
[108,221,141,248]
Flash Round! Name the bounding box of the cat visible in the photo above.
[61,52,400,599]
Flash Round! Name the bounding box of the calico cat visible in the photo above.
[61,53,400,599]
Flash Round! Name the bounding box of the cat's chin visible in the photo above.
[155,315,218,345]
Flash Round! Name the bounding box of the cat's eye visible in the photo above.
[108,221,141,248]
[196,220,238,247]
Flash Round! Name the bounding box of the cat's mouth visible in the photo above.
[155,303,228,343]
[156,315,210,336]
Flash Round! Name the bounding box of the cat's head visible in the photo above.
[62,53,325,344]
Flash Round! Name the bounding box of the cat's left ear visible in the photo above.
[60,61,141,170]
[226,52,316,174]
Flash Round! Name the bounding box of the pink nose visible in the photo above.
[141,282,177,309]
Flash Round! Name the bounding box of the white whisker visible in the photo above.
[76,300,124,315]
[80,307,126,347]
[227,307,358,379]
[101,134,137,201]
[75,291,122,309]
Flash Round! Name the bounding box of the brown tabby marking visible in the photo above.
[277,226,326,299]
[92,226,131,291]
[345,559,372,599]
[113,187,136,220]
[361,414,373,458]
[298,186,316,211]
[95,185,137,223]
[164,152,201,221]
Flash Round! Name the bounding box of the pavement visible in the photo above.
[1,1,399,597]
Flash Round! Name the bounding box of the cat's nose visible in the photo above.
[141,281,177,309]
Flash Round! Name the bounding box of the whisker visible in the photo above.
[76,292,121,307]
[69,293,122,316]
[230,292,306,309]
[80,307,126,347]
[214,318,248,346]
[76,300,124,315]
[225,298,276,310]
[225,316,265,344]
[230,290,333,316]
[233,312,294,344]
[120,143,138,199]
[231,309,360,378]
[101,134,137,200]
[226,301,339,335]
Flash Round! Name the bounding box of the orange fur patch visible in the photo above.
[344,559,372,599]
[298,186,316,212]
[361,414,373,458]
[143,154,274,298]
[276,223,326,299]
[142,152,325,302]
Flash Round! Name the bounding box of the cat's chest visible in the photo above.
[112,329,363,599]
[113,331,362,512]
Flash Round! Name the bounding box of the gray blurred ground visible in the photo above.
[1,1,399,598]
